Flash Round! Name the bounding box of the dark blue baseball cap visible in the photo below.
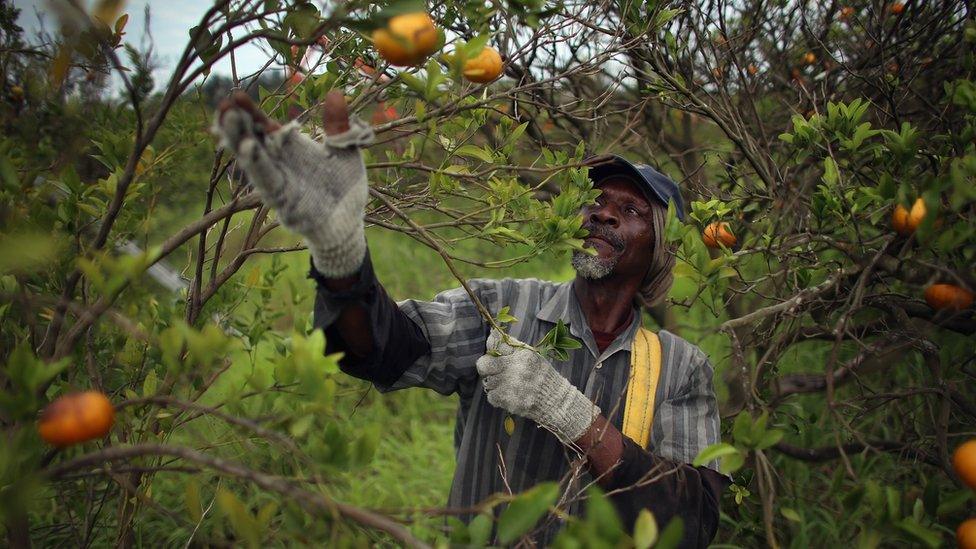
[583,154,686,221]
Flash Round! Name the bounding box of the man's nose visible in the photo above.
[588,204,619,227]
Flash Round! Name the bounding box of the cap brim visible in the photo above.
[583,154,681,219]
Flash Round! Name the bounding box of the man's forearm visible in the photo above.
[573,417,727,547]
[573,415,624,486]
[309,250,430,387]
[320,273,373,359]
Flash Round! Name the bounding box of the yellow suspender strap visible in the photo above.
[622,327,662,449]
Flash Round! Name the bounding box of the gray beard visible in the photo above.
[571,251,617,280]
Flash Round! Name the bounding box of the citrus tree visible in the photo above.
[1,0,975,547]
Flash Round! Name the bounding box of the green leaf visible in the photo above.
[353,424,380,464]
[184,480,202,523]
[460,34,491,59]
[188,24,222,64]
[496,305,519,325]
[256,501,278,530]
[781,507,802,522]
[456,144,494,163]
[142,369,158,397]
[217,488,260,548]
[655,517,685,549]
[468,513,492,547]
[822,157,839,186]
[755,429,783,450]
[693,442,740,467]
[283,2,320,39]
[633,509,658,549]
[399,72,427,96]
[497,482,559,544]
[585,486,623,542]
[0,232,62,273]
[895,518,941,548]
[719,452,746,474]
[732,411,754,446]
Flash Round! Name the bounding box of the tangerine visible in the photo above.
[953,439,976,490]
[372,13,439,67]
[924,284,975,312]
[462,46,504,83]
[39,391,115,447]
[959,519,976,549]
[702,222,737,249]
[891,198,926,236]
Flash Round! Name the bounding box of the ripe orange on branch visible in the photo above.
[462,46,504,83]
[924,284,974,312]
[891,198,927,236]
[960,519,976,549]
[702,222,736,249]
[954,439,976,490]
[38,391,115,447]
[372,12,439,67]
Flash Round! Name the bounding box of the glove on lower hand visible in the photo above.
[212,93,374,278]
[476,329,601,443]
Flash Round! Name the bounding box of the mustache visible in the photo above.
[582,224,625,251]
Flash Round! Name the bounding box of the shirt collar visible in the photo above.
[535,280,575,325]
[536,280,643,360]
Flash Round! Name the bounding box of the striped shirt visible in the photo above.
[311,253,726,546]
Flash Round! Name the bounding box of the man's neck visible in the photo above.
[572,276,640,334]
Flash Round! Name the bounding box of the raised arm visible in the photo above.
[214,94,500,395]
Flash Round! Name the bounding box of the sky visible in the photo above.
[12,0,279,85]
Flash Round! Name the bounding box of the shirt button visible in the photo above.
[595,362,603,369]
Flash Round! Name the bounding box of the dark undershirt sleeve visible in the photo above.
[604,435,730,548]
[307,250,431,388]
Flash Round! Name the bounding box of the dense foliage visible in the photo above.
[1,0,974,547]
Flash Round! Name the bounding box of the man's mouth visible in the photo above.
[583,228,624,252]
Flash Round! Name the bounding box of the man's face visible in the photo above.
[572,176,656,281]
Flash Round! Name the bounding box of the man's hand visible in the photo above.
[476,330,601,443]
[212,91,374,278]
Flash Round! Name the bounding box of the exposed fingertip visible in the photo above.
[322,90,350,136]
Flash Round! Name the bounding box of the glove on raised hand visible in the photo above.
[476,329,601,443]
[212,93,374,278]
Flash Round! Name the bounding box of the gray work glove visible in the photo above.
[476,329,601,443]
[212,94,374,278]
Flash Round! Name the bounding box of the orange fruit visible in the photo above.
[372,12,439,67]
[38,391,115,447]
[286,71,304,90]
[890,2,905,14]
[891,198,926,236]
[702,222,736,249]
[925,284,975,311]
[747,64,758,75]
[371,101,398,125]
[959,519,976,549]
[840,6,855,18]
[954,440,976,490]
[463,46,504,83]
[803,52,816,65]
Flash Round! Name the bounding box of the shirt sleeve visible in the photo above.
[601,342,729,546]
[604,437,730,548]
[309,249,502,397]
[650,348,723,471]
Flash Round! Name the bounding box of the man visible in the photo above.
[214,91,728,547]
